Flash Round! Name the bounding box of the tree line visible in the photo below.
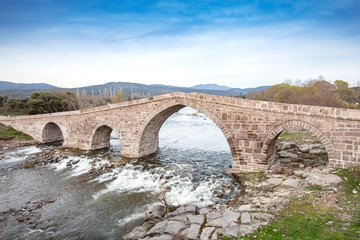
[0,91,79,115]
[247,77,360,109]
[0,89,137,115]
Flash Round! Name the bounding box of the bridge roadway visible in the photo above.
[1,92,359,172]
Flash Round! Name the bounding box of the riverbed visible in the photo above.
[0,107,240,239]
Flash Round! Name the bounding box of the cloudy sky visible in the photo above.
[0,0,359,88]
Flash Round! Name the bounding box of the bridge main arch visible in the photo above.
[133,98,239,164]
[260,120,336,169]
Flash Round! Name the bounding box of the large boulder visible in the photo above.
[261,178,283,191]
[273,179,299,192]
[304,173,342,187]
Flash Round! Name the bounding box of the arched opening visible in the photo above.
[134,103,240,206]
[42,122,64,143]
[261,120,335,172]
[91,125,121,150]
[136,102,237,160]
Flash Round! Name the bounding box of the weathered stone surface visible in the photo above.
[278,152,298,158]
[273,178,299,191]
[123,226,148,240]
[294,170,308,177]
[241,212,251,224]
[181,224,201,240]
[199,208,209,215]
[223,211,240,225]
[164,221,186,236]
[238,204,252,211]
[200,227,215,240]
[146,220,169,236]
[304,173,342,187]
[144,234,173,240]
[207,218,227,228]
[310,149,327,154]
[145,205,166,221]
[207,212,222,220]
[186,214,205,225]
[168,204,197,217]
[251,213,275,222]
[168,215,188,223]
[224,225,239,237]
[238,225,255,236]
[261,178,283,190]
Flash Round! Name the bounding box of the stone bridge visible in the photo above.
[0,92,359,172]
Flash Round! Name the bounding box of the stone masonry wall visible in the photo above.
[0,92,359,172]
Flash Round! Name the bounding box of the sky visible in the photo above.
[0,0,359,89]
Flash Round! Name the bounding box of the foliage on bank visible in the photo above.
[0,123,32,140]
[0,91,79,115]
[247,78,360,109]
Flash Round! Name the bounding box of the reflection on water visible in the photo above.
[0,107,240,239]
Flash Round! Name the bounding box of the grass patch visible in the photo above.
[225,168,360,240]
[307,186,322,191]
[0,123,32,140]
[23,161,35,168]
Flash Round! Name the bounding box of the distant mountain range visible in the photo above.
[0,80,271,98]
[191,84,231,91]
[0,80,55,91]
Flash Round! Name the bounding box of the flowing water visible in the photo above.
[0,107,240,239]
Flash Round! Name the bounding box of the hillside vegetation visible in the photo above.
[247,78,359,109]
[0,91,78,115]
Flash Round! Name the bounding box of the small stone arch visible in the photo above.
[260,120,336,169]
[42,122,64,143]
[91,124,120,149]
[134,98,238,161]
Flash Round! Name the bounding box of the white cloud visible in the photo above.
[0,22,359,88]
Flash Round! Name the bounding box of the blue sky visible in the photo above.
[0,0,359,88]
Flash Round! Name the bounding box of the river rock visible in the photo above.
[273,178,299,191]
[238,225,255,236]
[283,142,298,150]
[207,217,227,228]
[123,226,148,240]
[251,213,275,221]
[278,152,298,158]
[309,149,327,154]
[299,145,311,153]
[186,214,205,225]
[238,204,252,211]
[168,204,197,217]
[145,205,166,221]
[169,215,188,223]
[199,208,209,215]
[200,227,215,240]
[207,212,222,220]
[304,173,342,187]
[224,224,239,237]
[241,212,251,224]
[146,220,169,236]
[223,211,240,224]
[181,224,201,239]
[261,178,283,190]
[163,221,186,235]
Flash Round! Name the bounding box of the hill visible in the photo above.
[0,80,270,98]
[191,84,231,91]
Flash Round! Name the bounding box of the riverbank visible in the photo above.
[123,165,359,239]
[0,123,36,150]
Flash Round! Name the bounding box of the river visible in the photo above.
[0,107,240,239]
